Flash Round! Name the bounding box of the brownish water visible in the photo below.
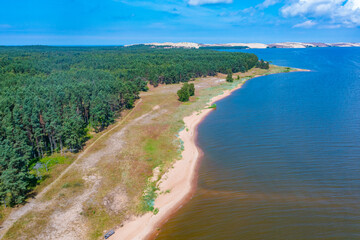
[156,48,360,240]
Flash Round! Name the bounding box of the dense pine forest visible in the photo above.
[0,46,258,205]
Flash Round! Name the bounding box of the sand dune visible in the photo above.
[126,42,360,49]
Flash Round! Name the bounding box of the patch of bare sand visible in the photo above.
[38,175,101,240]
[31,102,164,240]
[103,187,129,215]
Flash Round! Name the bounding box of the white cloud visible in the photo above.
[188,0,233,6]
[281,0,360,27]
[257,0,281,9]
[321,24,342,28]
[293,20,317,28]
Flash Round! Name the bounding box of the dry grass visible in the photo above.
[0,208,12,226]
[5,210,50,240]
[2,65,299,240]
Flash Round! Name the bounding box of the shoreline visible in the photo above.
[110,68,309,240]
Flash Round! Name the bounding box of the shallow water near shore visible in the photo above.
[156,48,360,240]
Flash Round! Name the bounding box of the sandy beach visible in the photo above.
[110,76,256,240]
[110,68,310,240]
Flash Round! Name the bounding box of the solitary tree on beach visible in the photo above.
[256,59,270,69]
[226,69,233,82]
[189,83,195,96]
[177,83,190,102]
[177,82,196,102]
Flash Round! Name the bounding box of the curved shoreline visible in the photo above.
[111,69,309,240]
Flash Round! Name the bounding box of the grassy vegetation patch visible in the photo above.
[41,168,85,202]
[139,181,159,213]
[4,209,51,240]
[61,181,84,189]
[29,154,70,181]
[0,206,12,225]
[207,104,217,109]
[182,102,192,105]
[144,139,160,159]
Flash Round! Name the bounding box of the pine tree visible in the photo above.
[177,83,190,102]
[265,62,270,69]
[256,59,270,69]
[91,92,114,132]
[188,83,195,96]
[0,139,33,205]
[226,69,233,82]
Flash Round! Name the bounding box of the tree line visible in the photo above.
[0,46,258,205]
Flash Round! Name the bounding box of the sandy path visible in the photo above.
[110,78,252,240]
[0,99,143,239]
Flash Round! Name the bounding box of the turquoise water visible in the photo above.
[156,48,360,240]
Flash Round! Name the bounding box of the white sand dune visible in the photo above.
[126,42,360,49]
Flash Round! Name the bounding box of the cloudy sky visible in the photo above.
[0,0,359,45]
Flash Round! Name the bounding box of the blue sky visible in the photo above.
[0,0,359,45]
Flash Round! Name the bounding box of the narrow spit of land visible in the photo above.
[110,66,309,240]
[1,66,306,240]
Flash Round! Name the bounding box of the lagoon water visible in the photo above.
[156,48,360,240]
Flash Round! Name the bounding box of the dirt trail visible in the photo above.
[0,99,144,239]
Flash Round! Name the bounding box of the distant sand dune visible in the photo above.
[126,42,360,49]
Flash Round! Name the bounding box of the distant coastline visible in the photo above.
[126,42,360,49]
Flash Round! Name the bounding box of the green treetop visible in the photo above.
[226,69,233,82]
[177,82,196,102]
[188,83,195,96]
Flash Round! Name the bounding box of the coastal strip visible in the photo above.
[110,67,309,240]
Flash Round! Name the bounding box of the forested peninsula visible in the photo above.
[0,46,258,205]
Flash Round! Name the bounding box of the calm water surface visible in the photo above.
[156,48,360,240]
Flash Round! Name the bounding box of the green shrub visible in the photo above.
[188,83,195,96]
[226,69,233,82]
[141,182,159,212]
[177,83,194,102]
[153,208,159,215]
[208,104,217,109]
[256,59,270,69]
